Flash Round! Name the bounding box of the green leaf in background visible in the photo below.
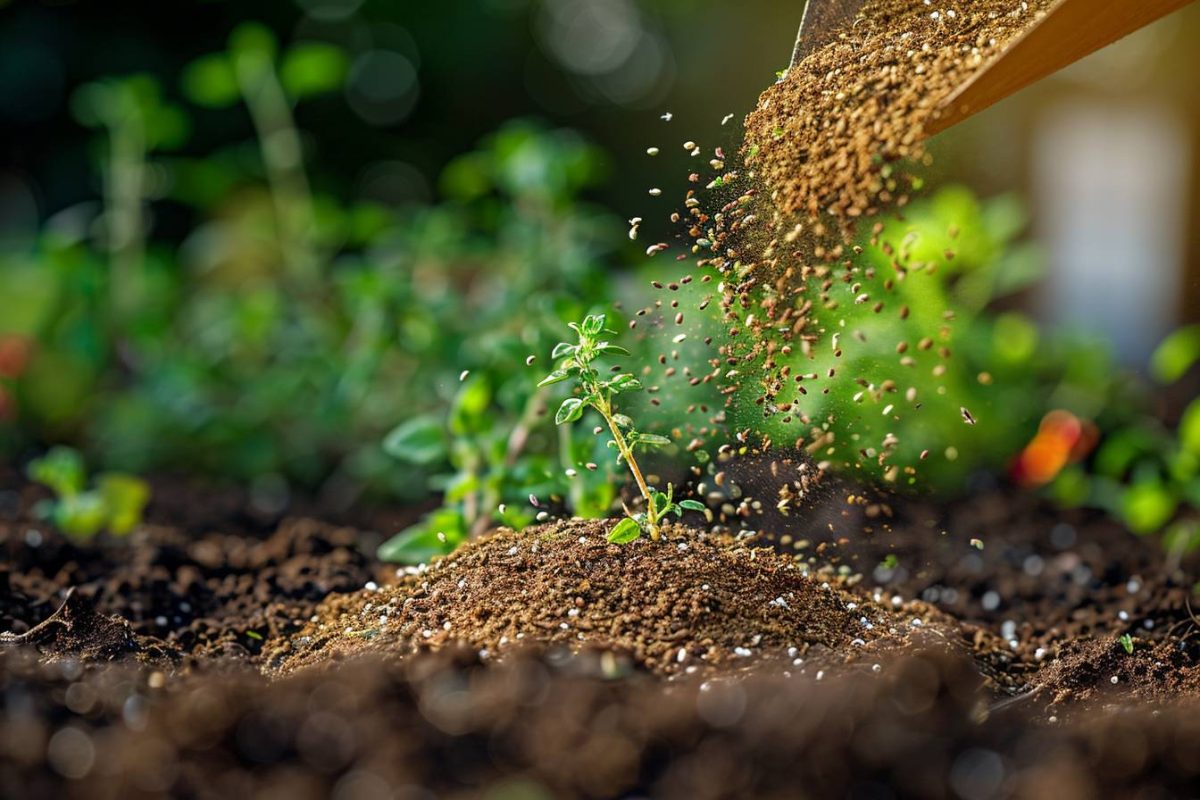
[181,54,240,108]
[449,379,493,436]
[1150,325,1200,384]
[678,499,706,512]
[1181,398,1200,456]
[27,446,87,497]
[606,516,641,544]
[96,473,151,536]
[281,43,348,99]
[382,415,447,465]
[635,433,671,448]
[54,491,108,540]
[377,507,466,564]
[1121,482,1177,535]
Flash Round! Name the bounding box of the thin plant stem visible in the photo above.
[596,395,660,540]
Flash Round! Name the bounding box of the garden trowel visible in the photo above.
[788,0,1198,135]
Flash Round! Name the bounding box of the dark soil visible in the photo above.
[3,476,1200,798]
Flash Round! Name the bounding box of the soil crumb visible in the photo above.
[745,0,1057,223]
[0,588,152,663]
[270,519,945,676]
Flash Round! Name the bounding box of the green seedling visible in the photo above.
[26,446,150,540]
[378,376,618,565]
[541,314,703,543]
[1119,633,1134,655]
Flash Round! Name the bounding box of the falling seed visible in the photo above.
[525,355,536,366]
[459,370,470,382]
[660,111,673,121]
[529,494,540,507]
[721,113,734,125]
[970,538,984,550]
[648,188,663,196]
[960,407,976,425]
[647,147,660,156]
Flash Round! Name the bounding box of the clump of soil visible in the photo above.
[744,0,1056,222]
[0,589,153,663]
[270,519,952,676]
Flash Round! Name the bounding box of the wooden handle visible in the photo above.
[926,0,1197,136]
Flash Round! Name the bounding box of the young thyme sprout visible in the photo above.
[540,313,703,544]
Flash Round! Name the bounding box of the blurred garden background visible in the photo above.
[1,0,1198,556]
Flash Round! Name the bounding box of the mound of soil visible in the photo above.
[269,519,967,677]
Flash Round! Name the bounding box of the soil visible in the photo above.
[3,472,1200,798]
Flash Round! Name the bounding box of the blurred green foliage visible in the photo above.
[1049,326,1200,558]
[0,25,627,509]
[26,446,149,539]
[733,186,1133,490]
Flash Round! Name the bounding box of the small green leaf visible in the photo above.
[1119,633,1134,654]
[597,343,630,356]
[538,370,570,388]
[54,492,108,540]
[607,517,641,544]
[281,42,348,99]
[582,314,605,336]
[611,413,634,429]
[96,473,150,536]
[27,447,87,498]
[1150,325,1200,384]
[1121,482,1177,535]
[636,433,672,448]
[449,379,492,436]
[678,499,706,512]
[551,342,576,358]
[555,397,584,425]
[609,374,642,393]
[377,508,465,564]
[180,54,240,108]
[1179,398,1200,456]
[383,415,447,465]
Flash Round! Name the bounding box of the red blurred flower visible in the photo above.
[0,386,13,422]
[0,335,32,379]
[1011,409,1098,488]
